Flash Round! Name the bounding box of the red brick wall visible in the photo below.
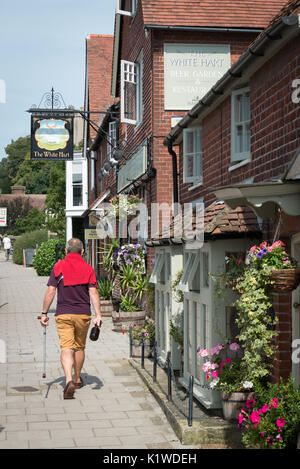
[178,38,300,208]
[271,292,293,383]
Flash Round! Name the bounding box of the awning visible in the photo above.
[213,180,300,219]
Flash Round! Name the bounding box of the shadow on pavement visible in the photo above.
[44,373,104,397]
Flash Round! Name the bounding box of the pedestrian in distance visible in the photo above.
[39,238,102,399]
[3,234,11,261]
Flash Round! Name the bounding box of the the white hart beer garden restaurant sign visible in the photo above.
[164,44,231,110]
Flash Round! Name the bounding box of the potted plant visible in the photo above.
[110,243,147,332]
[238,377,300,449]
[199,342,256,420]
[130,319,155,357]
[97,279,113,317]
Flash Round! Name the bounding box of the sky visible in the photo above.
[0,0,115,160]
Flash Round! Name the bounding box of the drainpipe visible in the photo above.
[167,139,179,216]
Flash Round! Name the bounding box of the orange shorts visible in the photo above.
[55,314,91,351]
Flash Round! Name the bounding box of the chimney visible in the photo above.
[11,186,26,195]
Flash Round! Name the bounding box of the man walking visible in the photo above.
[3,234,11,261]
[40,238,102,399]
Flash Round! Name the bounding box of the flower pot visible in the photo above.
[269,268,300,293]
[112,310,146,333]
[100,299,114,317]
[221,391,255,421]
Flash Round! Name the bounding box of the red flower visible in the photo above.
[271,398,279,408]
[246,399,256,408]
[260,241,268,249]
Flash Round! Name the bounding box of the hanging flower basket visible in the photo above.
[269,268,300,293]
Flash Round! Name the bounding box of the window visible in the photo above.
[116,0,137,16]
[231,88,250,162]
[72,161,83,206]
[149,251,170,284]
[107,121,117,161]
[183,128,202,185]
[121,52,143,125]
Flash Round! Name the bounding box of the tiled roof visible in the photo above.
[142,0,288,29]
[150,201,261,243]
[86,35,114,137]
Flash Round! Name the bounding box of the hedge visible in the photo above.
[33,238,65,276]
[12,230,49,265]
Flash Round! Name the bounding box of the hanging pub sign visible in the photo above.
[30,113,73,161]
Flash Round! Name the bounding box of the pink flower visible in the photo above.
[250,245,257,253]
[211,371,218,378]
[238,258,242,265]
[210,363,219,370]
[260,432,265,438]
[261,405,270,413]
[225,358,232,364]
[249,411,261,424]
[260,241,268,249]
[246,399,256,408]
[229,342,240,352]
[276,418,285,428]
[271,398,279,408]
[206,373,210,381]
[198,348,209,358]
[268,247,273,252]
[238,412,244,424]
[202,362,213,373]
[276,434,283,441]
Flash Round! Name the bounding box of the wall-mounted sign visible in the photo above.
[164,43,231,110]
[31,113,73,160]
[117,141,148,193]
[0,207,7,227]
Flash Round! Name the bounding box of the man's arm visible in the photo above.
[40,286,56,326]
[89,287,102,326]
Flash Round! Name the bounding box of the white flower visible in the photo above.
[243,381,254,389]
[209,378,220,389]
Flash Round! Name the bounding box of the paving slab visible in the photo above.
[0,251,196,449]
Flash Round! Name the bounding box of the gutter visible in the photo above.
[163,15,300,147]
[167,140,179,213]
[145,24,263,34]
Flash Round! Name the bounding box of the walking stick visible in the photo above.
[37,315,48,378]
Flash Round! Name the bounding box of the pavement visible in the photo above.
[0,250,199,449]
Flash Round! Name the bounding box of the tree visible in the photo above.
[0,157,10,194]
[13,158,52,194]
[4,136,30,182]
[14,208,46,235]
[45,162,66,236]
[0,197,32,235]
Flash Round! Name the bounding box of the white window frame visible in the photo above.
[178,251,200,293]
[183,128,203,185]
[121,54,143,125]
[116,0,137,17]
[107,121,117,161]
[231,87,251,162]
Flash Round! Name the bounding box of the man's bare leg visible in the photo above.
[60,349,74,383]
[74,350,85,383]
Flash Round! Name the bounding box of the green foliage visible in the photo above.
[120,293,140,312]
[144,276,155,319]
[234,263,277,381]
[0,157,10,194]
[33,238,65,276]
[12,230,49,265]
[45,162,66,236]
[240,377,300,449]
[14,208,46,235]
[4,136,30,182]
[0,197,32,235]
[97,279,112,300]
[170,317,184,351]
[172,269,184,303]
[13,159,52,194]
[130,318,155,343]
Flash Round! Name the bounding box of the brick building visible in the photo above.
[148,0,300,408]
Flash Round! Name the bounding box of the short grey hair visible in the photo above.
[66,238,84,254]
